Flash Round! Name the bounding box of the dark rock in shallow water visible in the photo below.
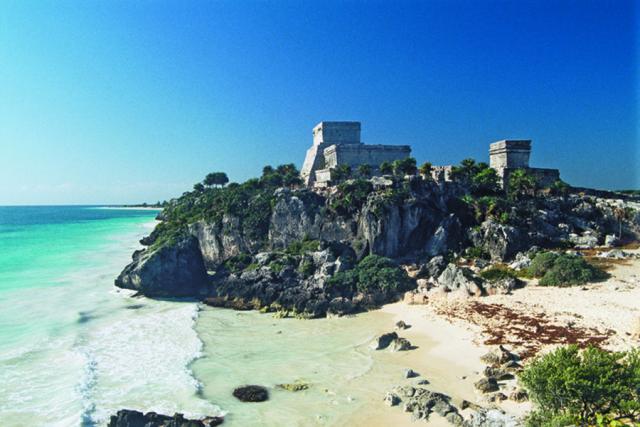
[390,337,412,352]
[107,409,223,427]
[370,332,398,350]
[232,385,269,402]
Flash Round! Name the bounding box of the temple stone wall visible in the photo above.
[323,144,411,169]
[490,140,531,169]
[312,122,360,145]
[301,121,411,186]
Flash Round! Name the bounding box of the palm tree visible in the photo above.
[379,161,393,175]
[419,162,433,179]
[357,164,372,178]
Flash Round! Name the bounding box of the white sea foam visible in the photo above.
[0,212,219,426]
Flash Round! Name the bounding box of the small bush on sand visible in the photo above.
[480,265,518,282]
[526,252,608,287]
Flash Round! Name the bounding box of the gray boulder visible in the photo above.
[484,277,517,295]
[404,368,419,378]
[384,391,401,406]
[474,377,499,393]
[115,235,209,298]
[437,264,483,296]
[424,255,447,278]
[370,332,398,350]
[472,220,528,261]
[569,231,599,249]
[462,409,520,427]
[390,337,412,352]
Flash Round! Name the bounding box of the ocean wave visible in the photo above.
[85,300,223,425]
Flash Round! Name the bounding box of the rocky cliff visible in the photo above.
[115,170,640,317]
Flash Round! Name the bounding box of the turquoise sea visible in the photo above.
[0,206,219,426]
[0,206,423,427]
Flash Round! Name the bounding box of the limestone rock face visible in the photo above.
[115,235,209,298]
[436,264,484,296]
[471,220,528,261]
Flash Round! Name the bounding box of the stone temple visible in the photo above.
[300,121,411,187]
[489,140,560,189]
[300,121,560,190]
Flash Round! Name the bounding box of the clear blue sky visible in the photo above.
[1,0,637,205]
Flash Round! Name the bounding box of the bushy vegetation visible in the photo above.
[329,179,374,215]
[285,237,320,256]
[465,246,490,260]
[327,255,413,297]
[149,164,304,251]
[451,158,500,196]
[527,252,608,286]
[479,265,518,282]
[507,168,539,200]
[521,345,640,427]
[223,253,254,274]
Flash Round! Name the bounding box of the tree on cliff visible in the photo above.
[193,183,205,192]
[357,164,372,178]
[419,162,432,179]
[379,161,393,175]
[204,172,229,188]
[260,163,302,188]
[392,157,417,176]
[508,169,538,200]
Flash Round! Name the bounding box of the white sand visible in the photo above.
[346,251,640,425]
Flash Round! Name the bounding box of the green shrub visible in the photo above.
[480,266,518,282]
[520,345,640,426]
[149,163,305,252]
[285,238,320,256]
[326,255,413,297]
[527,252,559,277]
[465,246,490,260]
[298,259,315,278]
[527,252,608,287]
[329,179,373,215]
[223,253,253,274]
[268,254,296,274]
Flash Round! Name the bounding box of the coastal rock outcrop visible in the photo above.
[115,170,640,312]
[107,409,223,427]
[115,235,209,298]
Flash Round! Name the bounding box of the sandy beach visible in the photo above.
[342,250,640,426]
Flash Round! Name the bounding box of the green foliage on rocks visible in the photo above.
[465,246,490,260]
[526,252,608,286]
[521,345,640,427]
[418,161,432,178]
[508,168,539,200]
[204,172,229,187]
[285,237,320,256]
[223,253,254,274]
[329,179,374,215]
[327,255,413,296]
[479,265,518,282]
[379,161,393,175]
[392,157,417,176]
[150,164,304,250]
[356,163,372,178]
